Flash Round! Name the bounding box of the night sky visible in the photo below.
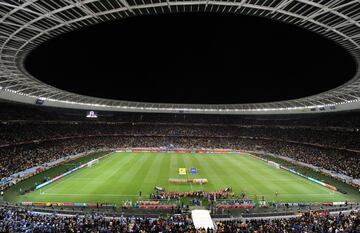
[25,13,356,104]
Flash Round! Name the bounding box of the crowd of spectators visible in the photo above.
[0,138,99,179]
[0,207,195,232]
[1,122,359,150]
[0,206,360,232]
[1,103,360,189]
[1,131,360,180]
[1,103,360,232]
[258,141,360,178]
[215,210,360,232]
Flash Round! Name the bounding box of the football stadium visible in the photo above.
[1,0,360,232]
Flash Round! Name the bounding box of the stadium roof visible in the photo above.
[1,0,360,114]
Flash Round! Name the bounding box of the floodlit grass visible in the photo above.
[16,152,351,205]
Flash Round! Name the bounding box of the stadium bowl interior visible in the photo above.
[1,1,360,232]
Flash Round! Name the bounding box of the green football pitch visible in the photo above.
[16,152,350,204]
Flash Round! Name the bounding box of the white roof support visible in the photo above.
[0,0,359,114]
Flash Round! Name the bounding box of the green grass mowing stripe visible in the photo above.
[160,153,171,192]
[70,158,120,201]
[94,153,142,203]
[202,154,243,192]
[168,153,180,193]
[191,154,217,191]
[24,162,95,201]
[36,154,131,203]
[17,152,354,205]
[48,153,144,204]
[171,153,181,193]
[174,154,187,192]
[140,153,165,190]
[223,154,315,202]
[242,155,327,201]
[179,153,194,192]
[96,153,133,180]
[9,152,108,203]
[224,155,264,192]
[240,154,346,202]
[145,153,170,196]
[114,153,153,198]
[44,154,119,193]
[234,155,295,197]
[186,154,204,190]
[39,155,308,204]
[219,154,260,195]
[130,153,160,198]
[250,155,344,200]
[40,165,95,194]
[259,154,360,202]
[27,153,171,203]
[99,153,143,203]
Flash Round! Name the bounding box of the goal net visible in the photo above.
[87,159,99,167]
[268,160,280,169]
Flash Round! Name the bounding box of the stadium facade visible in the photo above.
[1,0,360,114]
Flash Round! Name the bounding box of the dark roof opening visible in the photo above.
[25,12,356,104]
